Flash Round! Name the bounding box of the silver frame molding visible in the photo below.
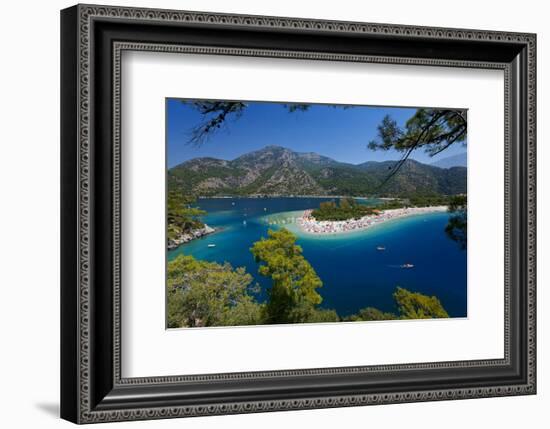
[61,4,536,424]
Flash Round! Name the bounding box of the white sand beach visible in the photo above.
[296,206,448,235]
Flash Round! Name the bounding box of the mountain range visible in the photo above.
[430,152,467,169]
[168,145,467,197]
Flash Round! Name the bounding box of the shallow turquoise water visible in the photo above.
[168,197,467,317]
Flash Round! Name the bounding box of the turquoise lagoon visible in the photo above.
[167,197,467,318]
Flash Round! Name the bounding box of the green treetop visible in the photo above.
[445,195,467,250]
[250,228,324,324]
[393,286,449,319]
[345,307,396,321]
[312,197,376,221]
[167,190,206,242]
[167,254,262,328]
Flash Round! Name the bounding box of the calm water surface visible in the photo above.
[168,197,467,317]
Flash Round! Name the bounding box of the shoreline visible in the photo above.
[167,224,216,251]
[197,195,386,200]
[296,206,448,235]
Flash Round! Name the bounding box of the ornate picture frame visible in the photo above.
[61,4,536,424]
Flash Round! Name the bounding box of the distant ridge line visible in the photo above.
[169,145,466,196]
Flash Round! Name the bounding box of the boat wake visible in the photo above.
[387,264,415,269]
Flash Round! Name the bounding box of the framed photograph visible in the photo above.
[61,4,536,424]
[165,99,468,328]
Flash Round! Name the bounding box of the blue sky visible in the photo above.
[166,99,467,168]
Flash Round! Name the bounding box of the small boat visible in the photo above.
[207,244,216,248]
[243,220,247,226]
[400,263,414,269]
[263,207,267,211]
[376,246,386,251]
[231,202,235,206]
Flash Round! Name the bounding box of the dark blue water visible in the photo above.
[168,197,467,317]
